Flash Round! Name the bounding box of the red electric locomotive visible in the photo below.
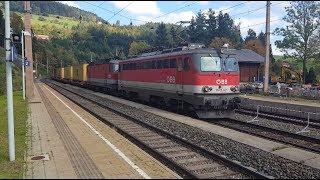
[118,44,241,118]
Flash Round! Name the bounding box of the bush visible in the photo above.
[38,16,45,21]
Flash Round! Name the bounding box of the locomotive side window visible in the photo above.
[162,59,169,69]
[112,63,119,72]
[183,57,190,71]
[156,60,162,69]
[170,59,177,68]
[152,61,156,69]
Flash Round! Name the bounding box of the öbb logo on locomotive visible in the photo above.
[216,79,228,85]
[167,76,176,84]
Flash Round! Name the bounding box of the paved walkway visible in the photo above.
[25,82,180,179]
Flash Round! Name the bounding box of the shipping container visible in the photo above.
[64,66,73,81]
[55,67,65,79]
[73,64,89,82]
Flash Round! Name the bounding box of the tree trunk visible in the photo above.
[302,55,307,84]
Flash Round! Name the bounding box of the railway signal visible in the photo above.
[12,33,21,44]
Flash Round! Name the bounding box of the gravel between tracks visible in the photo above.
[51,81,320,179]
[234,113,320,139]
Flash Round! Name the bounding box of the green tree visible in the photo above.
[244,39,265,56]
[275,1,320,83]
[217,12,233,38]
[188,17,197,43]
[245,29,257,42]
[206,9,218,45]
[169,26,177,48]
[128,41,150,56]
[209,37,234,49]
[194,11,207,44]
[258,31,266,45]
[155,22,168,47]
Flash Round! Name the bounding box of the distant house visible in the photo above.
[228,49,265,82]
[35,35,50,41]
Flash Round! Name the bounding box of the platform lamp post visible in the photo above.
[20,30,31,100]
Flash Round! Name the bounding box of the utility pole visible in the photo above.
[21,30,25,100]
[263,1,270,93]
[24,1,34,98]
[5,1,15,161]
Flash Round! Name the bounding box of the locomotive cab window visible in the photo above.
[200,56,221,72]
[224,57,239,71]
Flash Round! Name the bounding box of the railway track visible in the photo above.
[43,80,270,179]
[210,118,320,154]
[236,109,320,129]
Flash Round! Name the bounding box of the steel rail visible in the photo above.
[236,108,320,129]
[211,118,320,154]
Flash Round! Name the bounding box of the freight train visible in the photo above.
[52,44,241,118]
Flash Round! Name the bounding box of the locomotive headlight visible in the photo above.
[230,86,239,92]
[202,86,212,92]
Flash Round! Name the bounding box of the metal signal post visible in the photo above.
[5,1,15,161]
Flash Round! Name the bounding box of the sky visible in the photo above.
[58,1,292,56]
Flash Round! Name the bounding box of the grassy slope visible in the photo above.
[0,91,28,178]
[31,14,80,38]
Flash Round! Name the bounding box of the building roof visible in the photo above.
[228,49,265,63]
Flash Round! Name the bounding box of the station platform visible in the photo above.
[239,94,320,120]
[80,87,320,171]
[241,94,320,108]
[24,82,180,179]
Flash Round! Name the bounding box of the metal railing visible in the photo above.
[246,105,318,134]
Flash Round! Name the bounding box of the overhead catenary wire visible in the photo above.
[92,1,110,14]
[153,1,198,20]
[107,1,134,22]
[239,18,283,30]
[217,1,248,13]
[231,1,286,18]
[82,1,149,23]
[83,1,114,14]
[82,0,287,31]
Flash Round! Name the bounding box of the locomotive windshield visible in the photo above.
[224,57,239,71]
[200,56,221,71]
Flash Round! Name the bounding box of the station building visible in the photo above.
[230,49,265,83]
